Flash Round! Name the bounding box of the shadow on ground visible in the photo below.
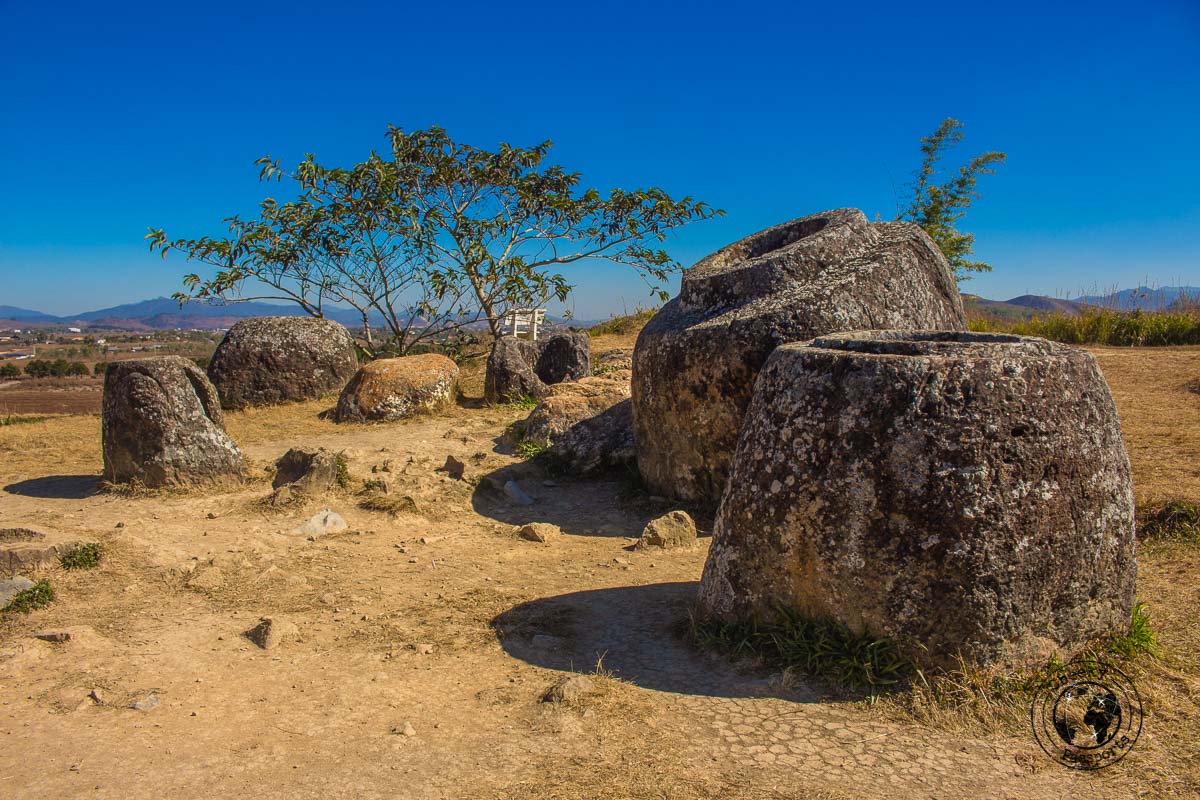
[492,581,819,702]
[470,458,669,537]
[4,474,100,499]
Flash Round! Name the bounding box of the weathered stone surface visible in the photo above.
[484,333,591,405]
[273,447,341,493]
[632,209,967,504]
[637,510,697,550]
[697,331,1137,670]
[207,316,359,409]
[245,616,299,650]
[0,576,35,608]
[0,529,95,577]
[335,354,458,422]
[102,357,246,488]
[520,370,635,474]
[517,522,561,543]
[294,510,348,537]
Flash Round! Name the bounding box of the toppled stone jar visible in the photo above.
[696,331,1137,670]
[632,209,966,506]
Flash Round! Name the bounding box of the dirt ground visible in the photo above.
[0,344,1197,799]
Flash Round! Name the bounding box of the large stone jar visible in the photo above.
[102,356,246,488]
[697,331,1137,670]
[207,316,359,409]
[632,209,967,505]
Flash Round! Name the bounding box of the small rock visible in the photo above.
[436,456,466,481]
[503,480,535,506]
[115,522,125,528]
[391,721,417,737]
[0,576,35,607]
[33,631,71,643]
[245,616,300,650]
[294,510,348,537]
[517,523,560,543]
[414,643,434,655]
[206,512,218,520]
[636,511,697,550]
[542,480,558,487]
[542,675,597,704]
[131,693,160,712]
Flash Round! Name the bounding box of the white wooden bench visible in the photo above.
[502,308,547,341]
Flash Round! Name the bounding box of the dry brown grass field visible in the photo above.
[0,340,1197,799]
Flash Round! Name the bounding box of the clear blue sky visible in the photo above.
[1,0,1197,319]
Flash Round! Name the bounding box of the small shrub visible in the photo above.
[513,439,549,459]
[1139,499,1200,543]
[1107,602,1157,658]
[60,542,102,570]
[0,363,20,378]
[334,453,351,488]
[3,579,54,613]
[93,361,109,376]
[0,415,50,427]
[505,395,540,411]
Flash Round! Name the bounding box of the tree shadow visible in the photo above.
[492,581,819,701]
[4,474,100,499]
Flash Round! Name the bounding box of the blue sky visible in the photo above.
[1,0,1197,319]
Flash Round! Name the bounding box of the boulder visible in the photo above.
[632,209,967,505]
[273,448,342,493]
[335,354,459,422]
[517,522,561,543]
[295,510,348,537]
[519,370,635,474]
[484,332,591,405]
[636,510,697,550]
[102,357,246,488]
[696,331,1137,670]
[245,616,299,650]
[207,316,359,409]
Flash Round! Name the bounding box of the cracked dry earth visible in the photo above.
[0,397,1144,799]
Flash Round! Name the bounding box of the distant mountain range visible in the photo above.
[0,298,592,331]
[2,286,1197,331]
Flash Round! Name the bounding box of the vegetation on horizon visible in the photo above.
[148,126,721,357]
[969,304,1200,346]
[899,118,1006,281]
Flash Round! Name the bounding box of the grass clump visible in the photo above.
[3,579,54,613]
[513,439,549,459]
[358,493,420,516]
[1139,498,1200,543]
[588,307,657,337]
[690,606,915,691]
[969,306,1200,346]
[60,542,102,570]
[0,415,50,427]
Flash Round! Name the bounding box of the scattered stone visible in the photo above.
[207,316,359,409]
[436,455,466,481]
[632,208,967,504]
[245,616,300,650]
[294,510,348,537]
[89,688,104,704]
[130,693,160,712]
[391,721,417,737]
[517,523,561,543]
[484,332,591,405]
[361,478,391,494]
[697,331,1137,670]
[335,354,459,423]
[414,643,434,655]
[1,529,96,577]
[206,512,217,520]
[114,522,125,528]
[637,511,697,550]
[102,357,247,488]
[33,630,71,643]
[0,576,35,607]
[273,447,343,494]
[542,675,597,704]
[503,480,535,506]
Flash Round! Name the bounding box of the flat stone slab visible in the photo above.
[0,528,95,577]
